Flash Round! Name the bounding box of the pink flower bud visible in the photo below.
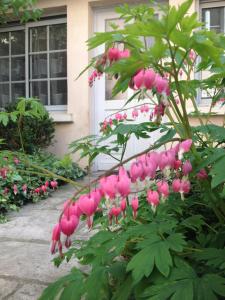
[60,215,79,236]
[197,169,208,180]
[182,160,192,176]
[13,184,18,195]
[108,47,120,62]
[130,161,143,182]
[157,181,169,198]
[51,223,61,254]
[120,198,127,218]
[45,181,49,187]
[147,190,160,207]
[172,179,181,193]
[132,108,139,119]
[34,187,41,194]
[41,185,47,193]
[50,181,58,189]
[131,197,139,219]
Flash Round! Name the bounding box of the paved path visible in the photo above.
[0,180,92,300]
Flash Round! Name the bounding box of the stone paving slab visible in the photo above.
[0,176,96,300]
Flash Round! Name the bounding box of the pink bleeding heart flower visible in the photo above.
[99,175,118,199]
[157,181,169,201]
[179,139,192,159]
[14,157,20,165]
[172,179,182,193]
[197,169,208,180]
[22,184,27,192]
[90,189,102,210]
[144,69,156,89]
[110,207,121,224]
[140,104,150,113]
[3,187,9,194]
[147,190,160,212]
[123,112,127,119]
[189,49,196,61]
[154,103,165,117]
[131,197,139,219]
[119,49,130,59]
[78,194,96,228]
[45,181,49,187]
[132,108,139,119]
[51,223,61,254]
[133,69,145,89]
[115,113,123,121]
[130,161,143,182]
[13,184,18,195]
[108,47,120,62]
[50,181,58,189]
[34,187,41,194]
[60,214,79,238]
[159,151,175,172]
[154,75,169,94]
[117,167,131,197]
[174,160,182,170]
[120,198,127,218]
[181,180,191,194]
[41,185,47,193]
[22,184,27,195]
[63,200,82,219]
[0,167,7,179]
[182,160,192,176]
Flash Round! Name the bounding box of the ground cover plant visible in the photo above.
[5,0,224,299]
[0,98,85,222]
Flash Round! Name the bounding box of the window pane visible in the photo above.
[0,58,9,81]
[49,24,66,50]
[11,31,25,55]
[31,81,48,105]
[11,57,25,81]
[31,54,47,79]
[30,26,47,52]
[0,33,9,56]
[50,52,67,78]
[12,83,25,102]
[50,80,67,105]
[203,8,224,33]
[0,84,9,107]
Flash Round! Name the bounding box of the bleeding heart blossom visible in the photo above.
[131,197,139,219]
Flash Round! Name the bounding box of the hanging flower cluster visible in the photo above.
[130,69,170,97]
[88,48,130,87]
[51,139,197,256]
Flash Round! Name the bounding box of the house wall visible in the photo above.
[35,0,224,166]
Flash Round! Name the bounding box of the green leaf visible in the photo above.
[85,267,109,300]
[39,269,84,300]
[127,247,155,283]
[181,215,205,231]
[112,275,133,300]
[210,155,225,188]
[192,248,225,271]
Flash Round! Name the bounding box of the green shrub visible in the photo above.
[0,151,85,222]
[0,99,55,153]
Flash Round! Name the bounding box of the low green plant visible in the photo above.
[0,98,55,153]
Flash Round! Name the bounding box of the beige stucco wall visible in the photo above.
[35,0,224,166]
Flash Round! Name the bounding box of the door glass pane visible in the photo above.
[0,33,9,56]
[31,81,48,105]
[30,26,47,52]
[49,24,67,50]
[31,54,47,79]
[203,7,224,33]
[50,52,67,78]
[0,83,9,107]
[0,58,9,81]
[105,18,127,100]
[12,83,25,102]
[11,30,25,55]
[11,57,25,81]
[50,80,67,105]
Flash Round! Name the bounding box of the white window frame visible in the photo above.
[0,17,67,111]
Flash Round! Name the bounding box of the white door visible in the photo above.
[92,8,162,171]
